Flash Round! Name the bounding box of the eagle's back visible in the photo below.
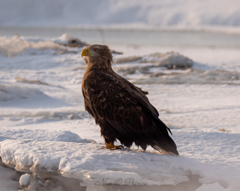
[82,69,178,155]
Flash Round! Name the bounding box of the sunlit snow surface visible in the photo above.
[0,35,240,191]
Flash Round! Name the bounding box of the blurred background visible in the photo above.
[1,0,240,47]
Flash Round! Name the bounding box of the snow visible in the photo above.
[0,22,240,191]
[0,83,45,101]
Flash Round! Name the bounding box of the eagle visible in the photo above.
[81,44,178,155]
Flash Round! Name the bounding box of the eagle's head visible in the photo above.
[81,44,113,70]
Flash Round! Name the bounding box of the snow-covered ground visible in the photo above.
[0,34,240,191]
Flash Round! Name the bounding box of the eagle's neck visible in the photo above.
[84,57,112,71]
[82,59,113,90]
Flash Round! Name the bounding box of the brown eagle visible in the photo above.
[81,44,178,155]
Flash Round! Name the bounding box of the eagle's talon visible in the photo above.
[115,145,124,150]
[105,143,124,150]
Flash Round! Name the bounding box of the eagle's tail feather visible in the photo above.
[152,138,179,156]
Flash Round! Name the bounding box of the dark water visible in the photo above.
[1,27,240,48]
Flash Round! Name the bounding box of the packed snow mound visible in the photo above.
[0,0,240,29]
[0,137,239,190]
[0,139,210,187]
[0,36,66,57]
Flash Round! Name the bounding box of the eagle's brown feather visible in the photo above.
[82,44,178,155]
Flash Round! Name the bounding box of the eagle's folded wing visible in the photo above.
[82,70,178,155]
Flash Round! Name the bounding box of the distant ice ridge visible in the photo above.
[0,0,240,30]
[113,53,240,85]
[0,34,88,57]
[0,36,66,57]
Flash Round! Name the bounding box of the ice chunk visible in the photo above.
[53,33,88,47]
[19,173,30,186]
[141,52,193,69]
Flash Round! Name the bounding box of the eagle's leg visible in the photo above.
[98,119,124,150]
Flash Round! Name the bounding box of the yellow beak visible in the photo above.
[81,48,89,58]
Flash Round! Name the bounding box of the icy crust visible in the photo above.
[0,139,182,186]
[0,129,239,190]
[1,137,239,190]
[0,138,216,187]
